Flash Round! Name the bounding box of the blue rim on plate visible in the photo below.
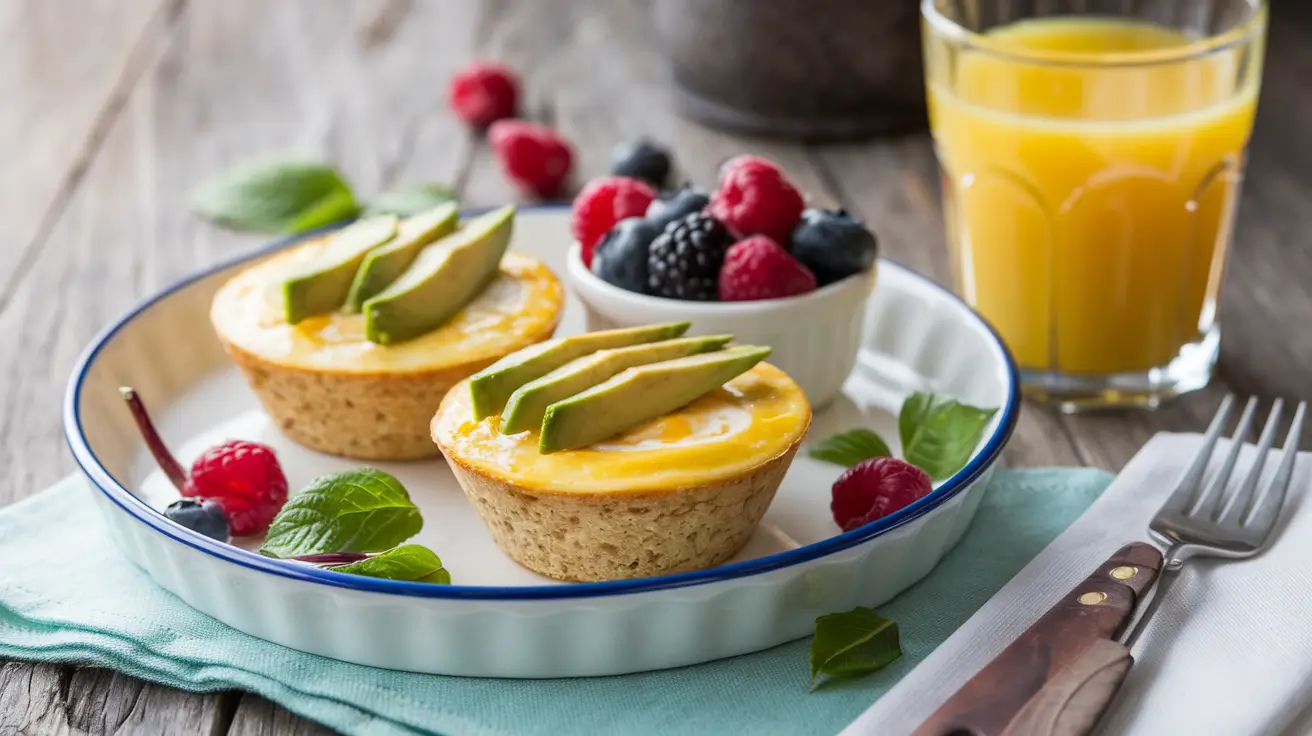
[63,205,1021,600]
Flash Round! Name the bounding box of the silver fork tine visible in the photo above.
[1160,394,1235,517]
[1192,396,1259,518]
[1218,399,1283,524]
[1244,401,1306,533]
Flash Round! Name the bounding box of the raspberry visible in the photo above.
[831,457,933,532]
[718,235,817,301]
[185,441,289,537]
[571,176,657,266]
[448,62,518,128]
[707,155,805,243]
[488,120,574,199]
[647,212,735,301]
[122,387,289,538]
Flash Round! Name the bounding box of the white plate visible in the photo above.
[64,206,1019,677]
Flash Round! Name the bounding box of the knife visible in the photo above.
[910,542,1164,736]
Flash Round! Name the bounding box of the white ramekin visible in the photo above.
[566,243,877,408]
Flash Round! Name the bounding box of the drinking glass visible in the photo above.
[922,0,1267,410]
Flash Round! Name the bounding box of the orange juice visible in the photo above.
[926,16,1264,375]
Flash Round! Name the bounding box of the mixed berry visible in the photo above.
[447,61,575,199]
[448,62,519,129]
[610,139,672,189]
[573,149,878,302]
[163,498,230,542]
[122,387,288,538]
[488,120,574,199]
[830,457,933,532]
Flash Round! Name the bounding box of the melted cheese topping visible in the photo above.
[432,363,811,494]
[211,237,564,374]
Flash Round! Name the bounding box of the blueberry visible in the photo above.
[164,498,230,542]
[645,184,710,234]
[592,217,662,294]
[788,208,878,286]
[610,139,672,188]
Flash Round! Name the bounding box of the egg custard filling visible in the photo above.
[433,363,811,494]
[211,241,563,375]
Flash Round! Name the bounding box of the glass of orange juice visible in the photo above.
[922,0,1266,410]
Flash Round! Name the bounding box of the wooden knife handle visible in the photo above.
[910,542,1164,736]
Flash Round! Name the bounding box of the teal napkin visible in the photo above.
[0,469,1110,736]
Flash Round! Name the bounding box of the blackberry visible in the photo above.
[592,217,661,294]
[610,139,672,188]
[647,213,734,301]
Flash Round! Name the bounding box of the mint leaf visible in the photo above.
[810,607,901,689]
[808,428,892,467]
[260,468,422,558]
[898,392,997,481]
[328,545,450,584]
[367,183,457,216]
[189,158,360,234]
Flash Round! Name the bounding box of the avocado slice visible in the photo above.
[468,322,691,420]
[362,204,515,345]
[282,215,399,324]
[538,345,772,454]
[500,335,733,434]
[344,202,459,312]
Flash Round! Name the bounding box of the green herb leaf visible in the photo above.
[810,607,901,688]
[328,545,450,584]
[898,392,997,481]
[189,158,360,234]
[260,468,422,558]
[808,428,893,467]
[366,183,458,217]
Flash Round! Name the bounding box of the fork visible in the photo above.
[914,395,1306,736]
[1120,395,1307,649]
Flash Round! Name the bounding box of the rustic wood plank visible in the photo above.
[0,0,176,318]
[227,696,336,736]
[62,668,229,736]
[0,663,72,735]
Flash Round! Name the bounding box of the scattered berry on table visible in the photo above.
[448,62,519,128]
[718,235,817,301]
[592,217,662,294]
[610,139,673,188]
[571,176,657,266]
[830,457,933,532]
[707,155,805,243]
[122,387,290,539]
[185,440,290,537]
[488,120,574,199]
[647,212,735,301]
[789,208,879,285]
[163,498,231,542]
[645,184,710,234]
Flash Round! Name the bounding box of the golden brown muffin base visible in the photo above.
[438,439,803,581]
[221,317,558,460]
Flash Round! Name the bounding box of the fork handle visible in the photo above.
[909,542,1164,736]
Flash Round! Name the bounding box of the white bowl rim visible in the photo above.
[62,204,1020,601]
[568,241,873,313]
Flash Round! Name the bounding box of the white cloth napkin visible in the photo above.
[842,432,1312,736]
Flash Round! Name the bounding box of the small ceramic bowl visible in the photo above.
[566,243,876,408]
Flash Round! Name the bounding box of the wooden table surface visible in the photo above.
[2,1,1309,733]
